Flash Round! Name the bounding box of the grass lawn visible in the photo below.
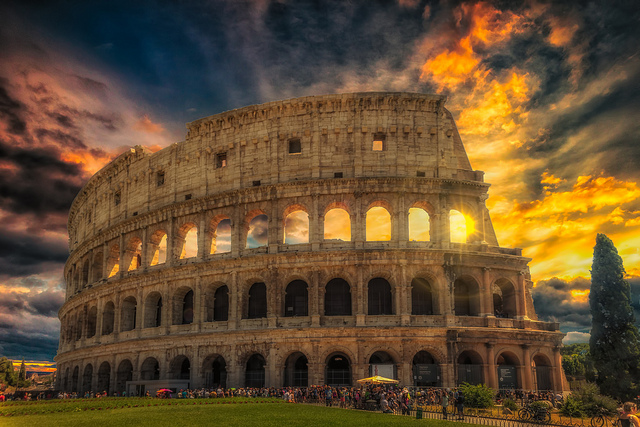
[0,398,477,427]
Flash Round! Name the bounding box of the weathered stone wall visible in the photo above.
[56,92,567,394]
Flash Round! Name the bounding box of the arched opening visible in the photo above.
[494,279,517,318]
[126,238,143,271]
[325,353,351,386]
[91,251,103,283]
[450,209,474,243]
[284,280,308,317]
[413,351,441,387]
[149,231,167,266]
[411,278,434,315]
[107,244,120,278]
[368,278,393,315]
[369,351,396,378]
[284,352,308,387]
[140,357,160,380]
[497,352,520,390]
[71,366,79,392]
[246,214,268,248]
[245,354,266,388]
[144,292,163,328]
[324,278,352,316]
[533,354,553,391]
[211,218,231,254]
[283,210,309,244]
[324,208,351,241]
[120,296,137,332]
[75,315,83,340]
[81,260,89,288]
[202,355,227,388]
[454,276,480,316]
[102,301,115,335]
[180,225,198,259]
[457,351,484,385]
[115,360,133,393]
[97,362,110,394]
[408,207,430,241]
[366,206,391,241]
[213,285,229,321]
[86,306,97,338]
[169,355,191,381]
[172,288,194,325]
[63,367,69,391]
[82,364,93,394]
[247,282,267,319]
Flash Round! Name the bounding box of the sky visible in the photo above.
[0,0,639,369]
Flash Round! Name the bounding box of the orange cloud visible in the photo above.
[134,114,165,134]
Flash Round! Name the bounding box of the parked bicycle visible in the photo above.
[590,406,616,427]
[518,403,552,424]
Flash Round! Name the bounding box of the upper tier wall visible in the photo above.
[68,92,482,251]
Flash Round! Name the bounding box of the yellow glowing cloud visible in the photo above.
[570,289,589,303]
[408,208,430,241]
[324,208,351,241]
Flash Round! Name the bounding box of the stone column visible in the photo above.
[310,269,320,327]
[517,271,529,320]
[268,197,279,254]
[232,202,241,257]
[95,298,103,344]
[194,276,202,331]
[102,242,109,281]
[553,346,564,392]
[198,211,207,260]
[141,227,148,268]
[483,268,493,317]
[521,344,533,391]
[118,233,125,279]
[162,281,170,335]
[355,265,366,326]
[229,270,238,329]
[166,216,175,266]
[136,287,144,337]
[485,343,497,389]
[310,194,320,250]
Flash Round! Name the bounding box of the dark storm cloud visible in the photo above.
[0,228,69,278]
[532,277,591,333]
[0,327,59,362]
[0,78,26,134]
[0,139,83,215]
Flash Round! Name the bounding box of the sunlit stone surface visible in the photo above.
[56,93,568,394]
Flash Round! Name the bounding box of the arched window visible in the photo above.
[325,353,351,386]
[169,356,191,380]
[284,352,308,387]
[533,354,553,391]
[173,288,194,325]
[284,280,308,317]
[81,260,89,287]
[71,366,79,392]
[127,239,143,271]
[368,278,393,315]
[369,351,396,378]
[121,296,137,332]
[180,225,198,259]
[366,207,391,241]
[494,279,517,318]
[454,276,480,316]
[246,214,268,248]
[115,360,133,393]
[324,208,351,241]
[283,210,309,244]
[202,355,227,388]
[245,354,266,388]
[408,207,430,241]
[211,218,231,254]
[97,362,110,394]
[411,278,434,315]
[82,364,93,394]
[213,286,229,321]
[91,251,103,282]
[141,357,160,380]
[149,231,167,266]
[247,282,267,319]
[497,352,520,389]
[107,244,120,278]
[324,278,352,316]
[144,292,162,328]
[86,306,97,338]
[102,301,115,335]
[457,351,484,385]
[450,209,474,243]
[75,315,83,340]
[413,351,440,387]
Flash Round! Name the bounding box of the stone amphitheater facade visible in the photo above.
[55,92,567,395]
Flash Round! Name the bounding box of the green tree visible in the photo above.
[18,360,30,387]
[459,383,494,408]
[0,357,17,387]
[589,233,640,400]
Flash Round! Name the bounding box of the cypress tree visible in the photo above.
[589,233,640,399]
[18,360,27,385]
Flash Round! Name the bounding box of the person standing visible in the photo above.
[619,402,640,427]
[441,391,449,420]
[456,391,465,420]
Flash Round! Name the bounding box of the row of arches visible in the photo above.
[60,348,556,393]
[61,275,519,343]
[68,205,477,295]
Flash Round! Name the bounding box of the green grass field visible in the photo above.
[0,397,475,427]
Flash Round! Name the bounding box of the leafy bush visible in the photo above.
[503,398,518,411]
[560,384,618,418]
[459,383,495,408]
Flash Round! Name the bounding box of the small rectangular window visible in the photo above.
[252,180,261,187]
[288,138,301,154]
[114,191,121,206]
[157,171,165,186]
[417,171,426,177]
[216,152,227,168]
[334,172,343,178]
[87,211,92,224]
[185,194,192,200]
[372,133,385,151]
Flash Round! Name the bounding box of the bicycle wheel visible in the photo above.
[591,415,606,427]
[543,411,552,424]
[518,408,531,421]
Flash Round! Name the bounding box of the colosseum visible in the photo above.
[55,92,568,396]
